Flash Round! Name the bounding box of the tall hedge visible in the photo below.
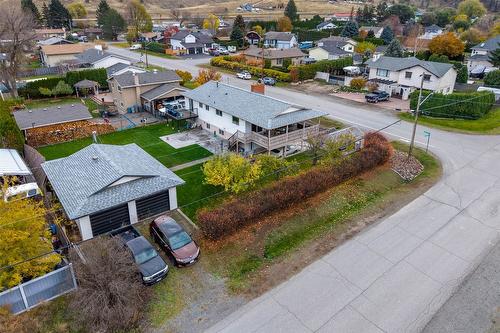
[65,68,108,89]
[291,57,353,81]
[0,99,25,151]
[197,132,392,240]
[144,41,166,54]
[210,56,291,81]
[18,77,64,99]
[19,68,109,98]
[410,90,495,119]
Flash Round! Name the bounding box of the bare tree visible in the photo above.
[0,2,37,97]
[305,131,329,165]
[170,8,191,26]
[69,237,152,333]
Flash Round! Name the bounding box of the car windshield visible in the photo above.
[168,231,192,250]
[134,248,158,264]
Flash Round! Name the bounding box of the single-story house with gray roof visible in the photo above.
[75,47,132,69]
[263,31,298,49]
[13,103,92,133]
[367,56,457,99]
[182,81,328,155]
[243,46,305,66]
[42,143,185,240]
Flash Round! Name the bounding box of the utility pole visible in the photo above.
[408,73,425,160]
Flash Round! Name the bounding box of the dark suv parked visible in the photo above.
[365,90,390,103]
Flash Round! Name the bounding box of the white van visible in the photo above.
[129,44,142,50]
[4,183,42,202]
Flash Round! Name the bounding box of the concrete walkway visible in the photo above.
[170,156,211,171]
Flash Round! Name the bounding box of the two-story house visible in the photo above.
[263,32,298,49]
[367,56,457,100]
[108,70,184,113]
[169,30,215,55]
[468,35,500,73]
[182,81,327,155]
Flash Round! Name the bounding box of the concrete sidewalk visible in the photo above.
[170,156,211,171]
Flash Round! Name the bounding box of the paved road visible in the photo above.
[109,46,500,332]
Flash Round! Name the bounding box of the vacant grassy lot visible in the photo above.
[399,108,500,134]
[38,123,212,167]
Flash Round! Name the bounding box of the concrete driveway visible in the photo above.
[107,45,500,332]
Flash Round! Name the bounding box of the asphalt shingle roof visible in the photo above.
[112,70,180,87]
[140,83,184,101]
[37,37,74,46]
[264,31,295,41]
[13,103,92,130]
[472,35,500,52]
[424,24,442,33]
[183,81,327,129]
[75,48,130,65]
[368,56,454,78]
[243,46,305,59]
[106,62,130,76]
[315,41,350,55]
[42,143,185,219]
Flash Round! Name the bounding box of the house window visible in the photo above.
[376,69,389,77]
[216,109,222,116]
[219,129,224,135]
[405,71,412,79]
[205,105,209,111]
[199,102,203,108]
[232,116,239,125]
[423,74,431,82]
[206,123,211,129]
[276,58,283,65]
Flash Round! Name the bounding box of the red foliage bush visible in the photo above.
[198,132,392,240]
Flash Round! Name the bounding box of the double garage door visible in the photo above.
[89,191,170,236]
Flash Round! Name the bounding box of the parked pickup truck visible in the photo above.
[365,90,390,103]
[111,226,169,285]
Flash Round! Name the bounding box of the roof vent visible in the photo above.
[153,69,158,73]
[57,106,61,109]
[28,110,32,113]
[43,108,47,111]
[71,104,74,107]
[91,155,98,161]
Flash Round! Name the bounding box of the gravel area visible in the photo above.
[391,150,424,181]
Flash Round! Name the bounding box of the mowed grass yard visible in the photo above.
[399,107,500,134]
[38,123,212,167]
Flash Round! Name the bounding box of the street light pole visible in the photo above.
[407,73,425,160]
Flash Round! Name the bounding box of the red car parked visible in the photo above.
[149,215,200,266]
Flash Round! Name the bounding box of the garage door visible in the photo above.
[136,190,170,220]
[89,204,130,236]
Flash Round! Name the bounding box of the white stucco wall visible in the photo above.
[169,187,178,210]
[76,216,93,240]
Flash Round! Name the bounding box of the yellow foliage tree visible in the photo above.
[277,16,293,32]
[355,41,376,54]
[202,153,261,193]
[67,2,87,19]
[429,32,465,58]
[252,25,265,37]
[203,14,220,35]
[195,68,222,85]
[0,181,60,289]
[457,0,486,19]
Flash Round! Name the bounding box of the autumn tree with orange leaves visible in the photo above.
[429,32,465,59]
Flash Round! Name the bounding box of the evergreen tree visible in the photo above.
[284,0,298,22]
[21,0,41,24]
[233,14,246,32]
[47,0,72,29]
[41,2,49,27]
[489,44,500,67]
[356,7,363,23]
[96,0,110,27]
[102,8,126,40]
[341,21,359,37]
[230,26,244,47]
[380,26,393,44]
[376,1,389,22]
[385,38,404,57]
[367,30,375,38]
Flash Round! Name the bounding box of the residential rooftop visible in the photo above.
[40,43,94,55]
[0,149,31,176]
[368,56,454,77]
[13,103,92,130]
[264,31,295,41]
[183,81,327,129]
[243,46,305,59]
[110,70,180,88]
[42,143,185,219]
[472,35,500,51]
[76,48,131,65]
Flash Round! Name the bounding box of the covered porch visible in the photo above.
[140,83,187,118]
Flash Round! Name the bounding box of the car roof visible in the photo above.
[126,236,153,253]
[154,216,183,236]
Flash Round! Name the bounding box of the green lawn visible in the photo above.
[399,108,500,134]
[38,123,212,167]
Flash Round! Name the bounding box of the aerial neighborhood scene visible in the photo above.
[1,0,500,330]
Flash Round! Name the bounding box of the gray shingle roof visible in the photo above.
[316,21,336,29]
[106,62,130,76]
[170,31,214,44]
[37,37,74,46]
[368,56,454,78]
[111,70,180,87]
[75,48,130,65]
[264,31,295,41]
[315,41,350,55]
[13,103,92,130]
[424,24,442,33]
[140,83,184,101]
[42,143,185,219]
[183,81,327,129]
[472,35,500,52]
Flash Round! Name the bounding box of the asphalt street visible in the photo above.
[108,46,500,332]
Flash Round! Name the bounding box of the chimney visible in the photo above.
[133,72,139,86]
[251,83,265,94]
